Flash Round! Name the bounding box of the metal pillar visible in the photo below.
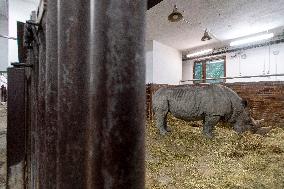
[7,68,26,189]
[55,0,146,188]
[37,16,47,189]
[44,0,58,188]
[57,0,90,188]
[88,1,146,188]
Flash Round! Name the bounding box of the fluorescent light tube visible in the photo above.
[209,59,224,64]
[230,33,274,46]
[186,49,213,58]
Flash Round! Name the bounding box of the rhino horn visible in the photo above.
[255,119,265,125]
[251,118,261,128]
[251,118,265,128]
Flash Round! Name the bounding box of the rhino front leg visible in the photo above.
[203,115,220,139]
[155,110,168,135]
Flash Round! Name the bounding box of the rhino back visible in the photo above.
[166,85,233,120]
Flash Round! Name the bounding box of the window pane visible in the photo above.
[205,59,224,83]
[194,62,203,83]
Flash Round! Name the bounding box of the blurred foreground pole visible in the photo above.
[57,0,90,188]
[44,0,58,188]
[56,0,146,188]
[88,1,146,188]
[7,68,26,189]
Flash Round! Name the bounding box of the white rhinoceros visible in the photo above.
[152,84,270,138]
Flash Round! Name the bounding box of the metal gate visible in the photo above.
[7,1,148,188]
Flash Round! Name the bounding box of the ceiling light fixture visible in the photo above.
[168,5,183,22]
[201,29,212,41]
[230,33,274,47]
[186,49,213,58]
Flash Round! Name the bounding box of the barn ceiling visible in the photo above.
[146,0,284,50]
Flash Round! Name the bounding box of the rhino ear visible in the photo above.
[242,99,248,108]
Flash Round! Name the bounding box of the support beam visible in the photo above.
[57,0,90,187]
[44,0,58,188]
[7,68,26,189]
[55,0,146,188]
[88,1,146,188]
[147,0,164,10]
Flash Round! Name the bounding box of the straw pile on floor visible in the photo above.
[146,114,284,189]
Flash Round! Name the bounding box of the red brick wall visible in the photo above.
[146,82,284,126]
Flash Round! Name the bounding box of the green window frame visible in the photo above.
[193,57,226,84]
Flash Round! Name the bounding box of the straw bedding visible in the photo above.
[146,114,284,189]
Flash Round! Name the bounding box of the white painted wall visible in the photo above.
[145,40,182,84]
[182,43,284,83]
[8,0,38,64]
[152,40,182,84]
[145,40,153,84]
[226,43,284,82]
[0,0,9,71]
[182,59,194,84]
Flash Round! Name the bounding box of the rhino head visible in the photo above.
[233,100,272,136]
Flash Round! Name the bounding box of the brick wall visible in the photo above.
[146,82,284,126]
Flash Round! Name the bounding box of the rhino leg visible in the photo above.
[155,110,168,135]
[203,115,220,138]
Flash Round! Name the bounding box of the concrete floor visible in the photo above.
[0,103,7,188]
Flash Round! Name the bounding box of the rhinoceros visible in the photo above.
[152,84,270,138]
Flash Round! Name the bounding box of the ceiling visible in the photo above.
[146,0,284,51]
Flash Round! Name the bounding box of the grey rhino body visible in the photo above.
[152,84,257,138]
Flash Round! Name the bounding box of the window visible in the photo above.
[193,57,226,83]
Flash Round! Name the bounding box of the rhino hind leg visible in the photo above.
[203,115,220,139]
[155,110,169,135]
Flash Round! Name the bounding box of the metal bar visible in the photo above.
[180,73,284,83]
[27,21,40,189]
[44,0,58,188]
[55,0,147,188]
[37,13,47,189]
[57,0,90,188]
[17,21,28,63]
[36,0,47,24]
[11,63,33,68]
[24,65,32,189]
[89,1,146,188]
[7,68,26,189]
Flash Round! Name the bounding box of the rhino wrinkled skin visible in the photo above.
[152,84,261,138]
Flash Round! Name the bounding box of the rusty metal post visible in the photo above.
[88,1,146,188]
[55,0,146,188]
[57,0,90,188]
[27,22,41,189]
[44,0,58,188]
[37,16,47,189]
[7,68,26,189]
